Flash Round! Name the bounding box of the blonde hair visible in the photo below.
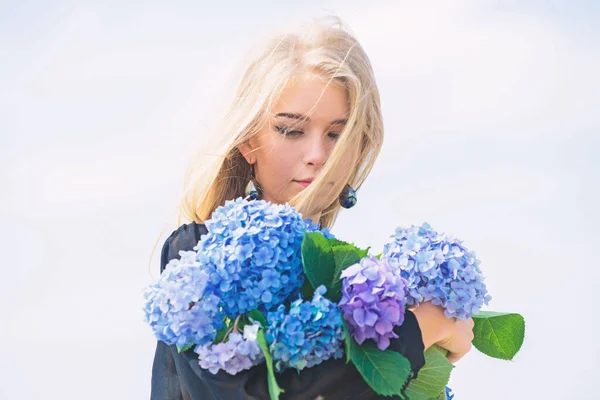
[179,15,383,229]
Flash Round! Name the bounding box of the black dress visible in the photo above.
[150,222,426,400]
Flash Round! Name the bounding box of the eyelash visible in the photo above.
[275,126,341,140]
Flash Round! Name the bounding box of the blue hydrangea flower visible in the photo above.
[445,386,455,400]
[195,321,265,375]
[339,256,408,350]
[143,251,223,348]
[265,285,344,372]
[194,198,309,317]
[305,219,336,239]
[382,222,491,320]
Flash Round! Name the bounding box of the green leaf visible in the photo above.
[472,311,525,360]
[301,279,315,299]
[404,346,453,400]
[248,309,267,328]
[342,321,352,364]
[353,245,370,259]
[349,340,411,397]
[430,389,448,400]
[328,245,363,302]
[327,238,369,257]
[328,238,351,247]
[333,245,362,273]
[176,343,194,353]
[257,329,284,400]
[302,232,336,290]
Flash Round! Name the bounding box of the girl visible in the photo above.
[151,16,474,400]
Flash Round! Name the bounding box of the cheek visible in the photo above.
[263,137,290,164]
[256,139,298,182]
[267,154,295,178]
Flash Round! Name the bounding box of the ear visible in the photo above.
[237,140,256,165]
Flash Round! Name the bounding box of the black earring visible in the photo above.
[245,165,260,200]
[339,184,357,209]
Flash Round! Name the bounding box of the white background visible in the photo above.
[1,1,598,399]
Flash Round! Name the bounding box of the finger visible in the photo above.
[446,341,472,364]
[458,318,474,329]
[462,325,474,342]
[447,351,463,364]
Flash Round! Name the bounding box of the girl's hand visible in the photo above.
[411,302,475,363]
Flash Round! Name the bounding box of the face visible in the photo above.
[240,73,352,212]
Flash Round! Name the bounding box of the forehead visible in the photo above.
[272,73,349,123]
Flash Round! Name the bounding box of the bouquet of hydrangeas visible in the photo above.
[144,199,525,399]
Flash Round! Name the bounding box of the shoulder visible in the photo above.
[160,222,208,273]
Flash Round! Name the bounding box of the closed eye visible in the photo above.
[275,126,303,136]
[327,132,341,140]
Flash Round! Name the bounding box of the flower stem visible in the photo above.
[223,314,243,342]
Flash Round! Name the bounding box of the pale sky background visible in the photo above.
[1,1,598,399]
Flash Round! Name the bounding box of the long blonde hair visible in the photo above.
[179,16,383,229]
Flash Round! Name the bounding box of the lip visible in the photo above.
[294,179,313,188]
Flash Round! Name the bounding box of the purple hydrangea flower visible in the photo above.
[265,285,344,372]
[338,256,408,350]
[383,222,492,320]
[143,251,223,348]
[194,321,265,375]
[195,198,309,317]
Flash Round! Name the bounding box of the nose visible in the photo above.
[303,132,328,168]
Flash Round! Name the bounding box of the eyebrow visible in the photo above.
[275,112,347,125]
